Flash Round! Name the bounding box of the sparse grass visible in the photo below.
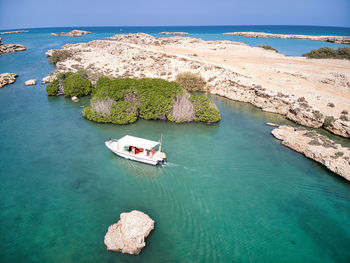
[175,72,206,92]
[323,116,335,127]
[302,47,350,60]
[340,114,349,121]
[258,45,278,53]
[48,50,73,65]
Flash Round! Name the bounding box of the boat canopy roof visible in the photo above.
[118,135,159,150]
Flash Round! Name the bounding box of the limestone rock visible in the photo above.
[24,79,36,86]
[104,210,155,255]
[271,125,350,181]
[51,30,91,37]
[41,75,55,84]
[222,32,350,44]
[0,73,18,88]
[0,43,26,54]
[71,96,79,102]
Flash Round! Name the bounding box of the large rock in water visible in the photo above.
[24,79,36,86]
[0,73,18,88]
[104,210,155,255]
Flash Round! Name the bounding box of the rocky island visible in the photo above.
[159,32,189,35]
[272,125,350,181]
[43,33,350,137]
[0,73,18,88]
[104,210,155,255]
[222,32,350,44]
[0,38,26,54]
[0,30,29,35]
[50,30,91,37]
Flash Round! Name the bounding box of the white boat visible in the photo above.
[105,135,166,165]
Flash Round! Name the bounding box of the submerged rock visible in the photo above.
[51,30,91,37]
[104,210,155,255]
[24,79,36,86]
[271,125,350,181]
[0,73,18,88]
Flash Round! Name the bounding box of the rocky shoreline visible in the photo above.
[0,38,26,54]
[51,30,91,37]
[0,30,29,35]
[272,126,350,181]
[43,33,350,137]
[0,73,18,88]
[222,32,350,44]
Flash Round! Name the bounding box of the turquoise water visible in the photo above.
[1,26,350,262]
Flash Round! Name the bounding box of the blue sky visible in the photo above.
[0,0,349,30]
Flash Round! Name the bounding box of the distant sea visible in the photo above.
[1,25,350,56]
[1,26,350,263]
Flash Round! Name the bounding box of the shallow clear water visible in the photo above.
[1,26,350,262]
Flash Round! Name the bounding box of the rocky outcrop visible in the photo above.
[43,33,350,137]
[222,32,350,44]
[271,126,350,181]
[0,73,18,88]
[0,38,26,54]
[24,79,36,86]
[41,75,55,84]
[0,30,29,35]
[159,32,189,35]
[51,30,91,37]
[104,210,155,255]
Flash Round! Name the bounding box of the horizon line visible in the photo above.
[1,24,350,32]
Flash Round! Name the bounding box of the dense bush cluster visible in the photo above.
[175,72,207,92]
[48,50,73,65]
[302,47,350,60]
[258,45,278,53]
[82,77,221,125]
[46,71,93,97]
[189,94,221,123]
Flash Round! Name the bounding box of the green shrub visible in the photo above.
[45,71,92,97]
[302,47,350,60]
[62,74,93,97]
[175,72,206,92]
[258,45,278,53]
[82,77,220,125]
[46,79,59,96]
[189,94,221,123]
[48,50,73,65]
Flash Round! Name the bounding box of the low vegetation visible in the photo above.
[48,50,73,65]
[175,72,206,92]
[82,77,220,125]
[46,71,93,97]
[258,45,278,53]
[302,47,350,60]
[189,94,221,123]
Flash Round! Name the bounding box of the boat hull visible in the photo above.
[105,141,163,165]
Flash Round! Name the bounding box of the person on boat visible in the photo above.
[109,138,113,144]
